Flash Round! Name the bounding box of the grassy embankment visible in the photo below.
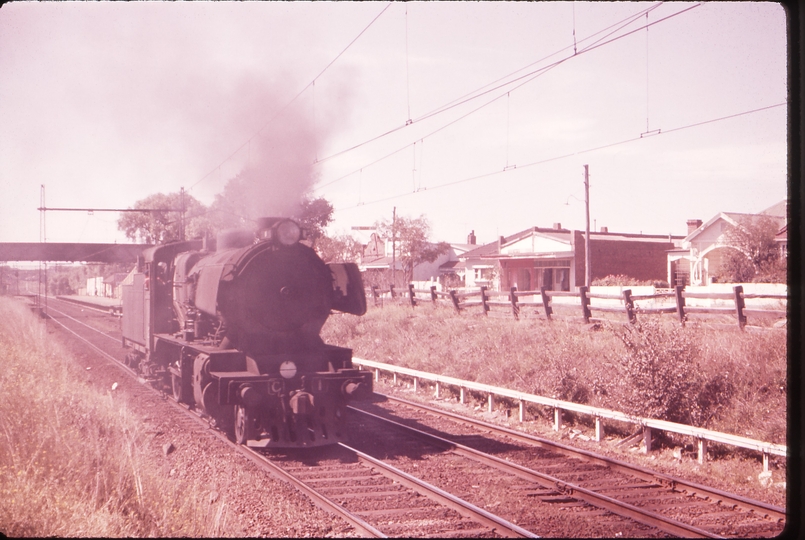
[322,302,787,447]
[0,298,240,537]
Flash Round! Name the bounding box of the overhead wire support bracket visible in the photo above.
[640,128,662,138]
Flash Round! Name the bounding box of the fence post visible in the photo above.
[674,285,686,326]
[733,285,747,330]
[371,285,379,306]
[540,287,553,320]
[622,289,636,324]
[408,284,417,308]
[697,438,707,465]
[389,284,396,298]
[579,286,591,324]
[449,290,461,313]
[480,286,490,315]
[430,285,437,303]
[510,286,519,320]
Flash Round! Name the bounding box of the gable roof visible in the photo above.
[760,200,788,218]
[685,211,786,244]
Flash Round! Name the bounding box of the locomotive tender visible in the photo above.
[121,217,371,447]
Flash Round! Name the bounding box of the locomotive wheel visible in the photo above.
[234,404,253,445]
[171,373,184,403]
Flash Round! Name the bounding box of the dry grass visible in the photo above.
[0,298,243,537]
[323,302,787,445]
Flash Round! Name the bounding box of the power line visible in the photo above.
[312,2,670,168]
[314,3,698,187]
[188,2,392,192]
[332,102,786,211]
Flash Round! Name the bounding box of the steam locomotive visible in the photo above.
[121,217,372,448]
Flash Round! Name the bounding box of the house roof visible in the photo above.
[488,250,574,260]
[684,211,786,244]
[461,226,681,260]
[760,200,787,218]
[360,255,399,269]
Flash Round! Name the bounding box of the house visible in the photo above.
[357,229,474,288]
[446,224,682,292]
[85,272,132,298]
[668,201,787,286]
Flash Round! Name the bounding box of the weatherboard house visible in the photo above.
[357,230,474,287]
[666,201,787,286]
[442,224,683,293]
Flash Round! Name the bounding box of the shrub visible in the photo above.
[592,274,654,286]
[609,319,704,424]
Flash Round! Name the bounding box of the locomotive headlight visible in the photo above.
[276,220,301,245]
[279,361,297,379]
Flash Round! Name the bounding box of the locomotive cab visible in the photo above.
[122,218,371,447]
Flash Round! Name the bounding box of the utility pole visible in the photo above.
[392,207,396,288]
[583,164,591,288]
[180,187,186,241]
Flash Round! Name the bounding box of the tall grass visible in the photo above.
[0,298,242,537]
[323,302,786,444]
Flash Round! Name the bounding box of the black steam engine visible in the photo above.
[121,217,371,448]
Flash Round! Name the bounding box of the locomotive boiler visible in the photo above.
[121,217,371,447]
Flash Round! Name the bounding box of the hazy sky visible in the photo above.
[0,2,787,247]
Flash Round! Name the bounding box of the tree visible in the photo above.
[375,214,450,285]
[294,197,334,246]
[117,191,211,244]
[717,215,786,283]
[208,168,333,243]
[315,233,363,263]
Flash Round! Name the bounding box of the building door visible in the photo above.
[542,268,553,290]
[555,268,569,291]
[518,268,532,291]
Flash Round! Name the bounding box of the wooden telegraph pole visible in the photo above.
[392,207,396,288]
[584,164,591,288]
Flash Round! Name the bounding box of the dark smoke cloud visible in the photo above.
[202,70,352,223]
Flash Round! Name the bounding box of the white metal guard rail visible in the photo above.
[353,357,786,472]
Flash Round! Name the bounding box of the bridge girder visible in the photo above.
[0,243,153,264]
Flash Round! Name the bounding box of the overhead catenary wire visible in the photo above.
[312,2,670,169]
[188,2,392,192]
[314,2,697,191]
[331,102,786,212]
[317,3,698,193]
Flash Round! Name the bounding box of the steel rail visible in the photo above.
[47,300,120,343]
[338,442,538,538]
[43,301,539,537]
[351,406,723,539]
[42,301,387,537]
[374,394,786,522]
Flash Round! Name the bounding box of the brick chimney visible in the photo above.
[553,222,562,230]
[467,230,476,245]
[600,226,608,233]
[686,219,703,235]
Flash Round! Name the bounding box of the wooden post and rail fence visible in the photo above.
[377,284,787,330]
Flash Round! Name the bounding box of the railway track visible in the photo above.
[42,298,530,537]
[42,297,786,537]
[347,396,786,538]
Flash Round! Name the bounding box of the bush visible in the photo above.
[609,319,704,425]
[592,274,654,286]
